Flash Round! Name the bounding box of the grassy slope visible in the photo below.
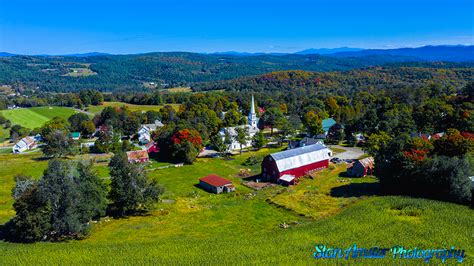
[0,149,472,264]
[0,107,77,129]
[87,102,181,114]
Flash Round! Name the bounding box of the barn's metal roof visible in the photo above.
[279,174,295,182]
[269,143,332,172]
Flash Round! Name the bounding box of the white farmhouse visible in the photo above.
[13,136,37,154]
[138,120,164,144]
[219,95,259,151]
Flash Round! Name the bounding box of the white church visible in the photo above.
[219,95,260,151]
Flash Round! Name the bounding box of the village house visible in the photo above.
[353,133,366,143]
[261,143,332,185]
[288,137,323,149]
[70,132,81,140]
[347,157,375,177]
[12,136,37,154]
[144,141,159,153]
[219,95,259,151]
[96,124,111,136]
[315,118,337,139]
[199,174,235,194]
[126,150,149,163]
[80,142,95,148]
[138,120,164,144]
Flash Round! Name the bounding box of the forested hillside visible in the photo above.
[0,52,452,93]
[193,67,474,97]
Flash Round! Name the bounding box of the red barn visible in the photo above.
[261,144,332,184]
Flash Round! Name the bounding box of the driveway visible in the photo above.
[329,145,365,160]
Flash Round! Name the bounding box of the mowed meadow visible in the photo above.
[0,148,473,264]
[0,106,78,129]
[86,102,181,115]
[0,102,181,130]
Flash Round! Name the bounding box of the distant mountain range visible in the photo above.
[295,47,364,55]
[0,52,111,57]
[327,45,474,62]
[61,52,111,57]
[0,52,17,57]
[204,45,474,61]
[2,45,472,62]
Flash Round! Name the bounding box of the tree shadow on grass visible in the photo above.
[0,220,18,242]
[330,182,380,198]
[0,223,6,241]
[31,156,51,162]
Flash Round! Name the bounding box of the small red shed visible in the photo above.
[261,143,332,184]
[199,174,235,194]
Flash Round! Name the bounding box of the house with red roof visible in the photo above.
[144,141,159,153]
[126,150,149,163]
[199,174,235,194]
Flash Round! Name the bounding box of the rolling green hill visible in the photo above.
[0,106,77,128]
[0,151,472,264]
[1,52,461,93]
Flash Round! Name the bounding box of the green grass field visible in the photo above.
[164,87,192,93]
[87,102,181,114]
[0,149,472,264]
[0,106,78,129]
[63,67,97,77]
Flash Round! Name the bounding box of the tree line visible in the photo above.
[4,152,163,242]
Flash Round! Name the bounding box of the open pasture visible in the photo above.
[0,149,472,264]
[87,102,181,114]
[0,106,77,129]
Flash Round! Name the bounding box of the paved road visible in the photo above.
[329,145,365,160]
[73,108,94,116]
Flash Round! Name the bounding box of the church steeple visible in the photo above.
[248,95,258,128]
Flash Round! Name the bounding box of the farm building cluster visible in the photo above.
[8,95,379,197]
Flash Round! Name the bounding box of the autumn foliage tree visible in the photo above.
[375,135,472,205]
[302,110,323,137]
[170,128,203,164]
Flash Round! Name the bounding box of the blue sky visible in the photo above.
[0,0,472,54]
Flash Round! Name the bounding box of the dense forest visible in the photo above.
[2,52,472,93]
[193,67,473,95]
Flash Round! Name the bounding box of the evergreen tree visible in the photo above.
[108,153,163,216]
[76,161,107,222]
[39,159,84,239]
[7,176,50,242]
